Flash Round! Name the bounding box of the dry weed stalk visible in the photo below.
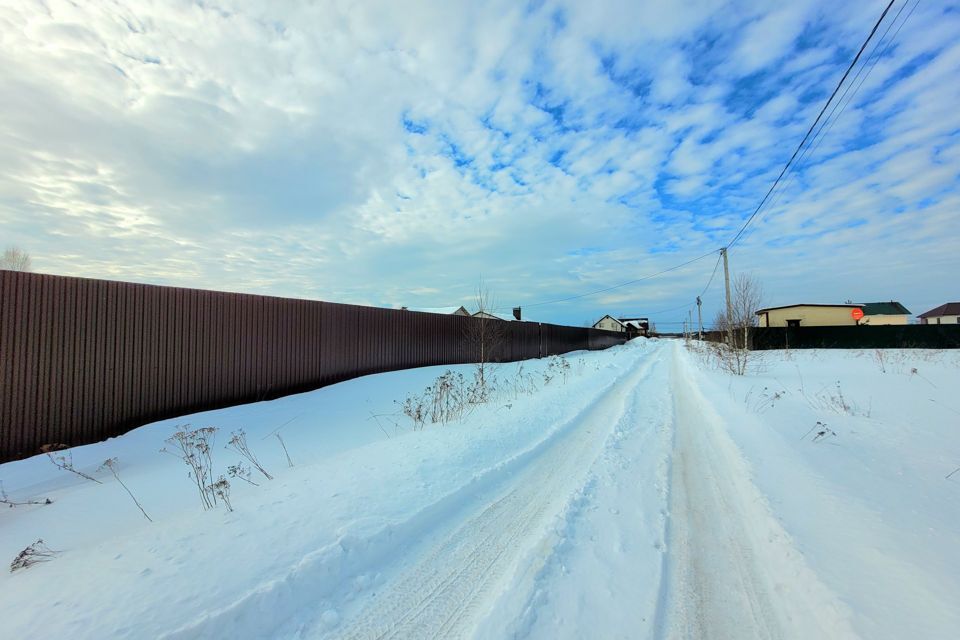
[1,480,51,508]
[208,476,232,512]
[10,539,58,572]
[47,451,101,484]
[162,426,218,510]
[227,430,272,480]
[99,458,152,522]
[228,463,258,486]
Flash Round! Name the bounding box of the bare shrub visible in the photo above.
[430,370,471,424]
[399,370,476,430]
[464,284,507,403]
[10,539,58,572]
[162,426,218,510]
[227,430,272,481]
[1,480,52,508]
[99,458,152,522]
[712,273,763,375]
[399,392,427,431]
[395,350,577,431]
[1,246,31,272]
[468,366,500,405]
[509,363,539,398]
[540,356,571,386]
[47,451,102,484]
[707,340,752,376]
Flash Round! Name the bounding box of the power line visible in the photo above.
[725,0,898,250]
[520,248,718,309]
[731,0,918,250]
[699,251,723,298]
[644,300,696,316]
[640,250,724,319]
[795,0,919,169]
[422,3,906,319]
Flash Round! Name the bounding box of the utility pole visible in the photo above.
[696,296,703,341]
[721,247,733,346]
[688,309,693,340]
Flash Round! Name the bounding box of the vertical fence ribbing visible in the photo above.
[0,272,626,461]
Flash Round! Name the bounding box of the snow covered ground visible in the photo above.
[1,340,958,639]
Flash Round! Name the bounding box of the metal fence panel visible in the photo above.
[0,271,627,461]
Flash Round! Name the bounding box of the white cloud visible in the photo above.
[0,0,957,325]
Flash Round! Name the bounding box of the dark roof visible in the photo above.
[861,301,911,316]
[755,303,859,314]
[594,314,625,327]
[918,302,960,318]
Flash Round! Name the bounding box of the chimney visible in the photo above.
[512,306,522,321]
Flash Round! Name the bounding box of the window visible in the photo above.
[786,319,801,328]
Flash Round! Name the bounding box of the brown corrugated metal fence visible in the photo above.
[0,271,628,462]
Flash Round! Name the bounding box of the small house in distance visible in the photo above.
[591,315,649,336]
[592,315,626,332]
[918,302,960,325]
[402,306,471,316]
[859,301,911,325]
[619,317,650,336]
[473,310,509,321]
[756,304,862,327]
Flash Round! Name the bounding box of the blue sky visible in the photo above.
[1,0,958,327]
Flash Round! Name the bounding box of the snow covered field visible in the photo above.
[2,340,958,639]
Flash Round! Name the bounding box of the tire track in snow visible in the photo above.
[324,347,663,640]
[159,346,653,640]
[659,343,859,640]
[485,346,674,640]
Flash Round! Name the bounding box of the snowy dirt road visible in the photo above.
[313,341,856,639]
[322,347,666,639]
[663,347,857,640]
[4,340,957,639]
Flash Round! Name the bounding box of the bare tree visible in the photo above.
[463,283,507,402]
[714,274,763,344]
[1,246,31,272]
[712,273,763,374]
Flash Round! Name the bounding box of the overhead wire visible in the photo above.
[519,248,719,309]
[641,250,724,321]
[795,0,920,169]
[421,1,909,320]
[732,0,918,249]
[725,0,898,250]
[636,2,907,323]
[698,251,723,299]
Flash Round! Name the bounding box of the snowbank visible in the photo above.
[0,342,651,638]
[681,345,960,639]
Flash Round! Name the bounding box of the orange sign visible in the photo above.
[851,308,864,320]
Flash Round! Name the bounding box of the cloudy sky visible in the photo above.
[1,0,957,327]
